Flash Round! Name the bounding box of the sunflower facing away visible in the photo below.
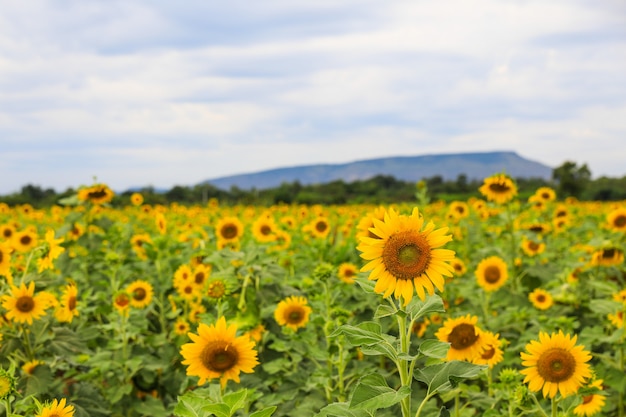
[475,255,509,292]
[357,207,456,305]
[274,296,312,331]
[180,316,259,388]
[520,330,592,399]
[1,282,48,324]
[435,314,486,362]
[478,173,518,204]
[36,398,75,417]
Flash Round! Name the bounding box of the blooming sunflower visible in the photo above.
[130,192,144,206]
[191,264,211,289]
[533,187,557,203]
[478,174,518,204]
[573,379,606,417]
[472,331,503,368]
[55,283,79,323]
[12,228,38,253]
[180,316,259,388]
[0,223,15,241]
[450,258,467,277]
[521,237,545,257]
[606,207,626,233]
[251,216,277,243]
[338,262,358,284]
[36,229,65,273]
[126,280,154,309]
[448,201,470,219]
[357,207,455,305]
[77,184,114,205]
[528,288,554,310]
[520,330,592,398]
[22,359,44,375]
[306,216,331,239]
[607,310,624,328]
[590,247,624,266]
[155,212,167,235]
[174,318,190,336]
[356,206,387,240]
[113,292,131,314]
[274,296,312,331]
[475,255,508,292]
[214,216,245,243]
[36,398,75,417]
[435,314,485,362]
[0,242,12,276]
[1,282,48,324]
[206,278,228,300]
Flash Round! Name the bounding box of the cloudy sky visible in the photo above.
[1,0,625,194]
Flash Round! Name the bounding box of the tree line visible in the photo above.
[2,161,625,208]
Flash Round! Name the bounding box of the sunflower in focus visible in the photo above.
[520,330,592,398]
[528,288,554,310]
[274,296,312,331]
[180,316,259,388]
[606,207,626,232]
[1,282,48,324]
[77,184,114,205]
[126,280,154,308]
[357,207,456,305]
[478,174,518,204]
[435,314,486,362]
[35,398,75,417]
[338,262,358,284]
[573,379,606,417]
[475,256,508,292]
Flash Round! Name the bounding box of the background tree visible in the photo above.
[552,161,591,198]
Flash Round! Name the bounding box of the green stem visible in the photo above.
[237,275,251,312]
[454,391,460,417]
[619,326,625,417]
[396,302,411,417]
[551,396,557,417]
[529,393,549,417]
[414,392,436,417]
[4,396,12,417]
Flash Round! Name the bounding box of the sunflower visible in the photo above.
[450,258,467,277]
[0,242,13,276]
[520,330,592,398]
[274,296,312,331]
[306,216,331,239]
[448,201,470,219]
[251,216,277,243]
[22,359,44,375]
[475,256,508,292]
[590,247,624,266]
[338,262,358,284]
[215,216,245,243]
[521,237,545,257]
[607,310,624,328]
[130,233,152,260]
[206,278,228,300]
[55,283,79,323]
[155,212,167,235]
[357,207,456,305]
[174,318,190,336]
[36,398,75,417]
[472,331,503,368]
[478,174,518,204]
[573,379,606,417]
[113,292,131,314]
[0,223,15,241]
[1,282,48,324]
[36,229,66,273]
[528,288,554,310]
[435,314,485,362]
[180,316,259,388]
[268,229,292,252]
[77,184,114,205]
[12,228,38,253]
[130,192,144,206]
[533,187,557,203]
[612,289,626,304]
[66,222,85,241]
[356,206,387,240]
[191,264,211,289]
[126,280,154,308]
[412,318,430,338]
[0,368,15,400]
[606,207,626,233]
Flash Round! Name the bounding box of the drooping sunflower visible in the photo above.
[573,379,606,417]
[478,173,518,204]
[472,331,504,368]
[1,282,48,324]
[435,314,485,362]
[274,296,312,331]
[606,207,626,233]
[36,398,75,417]
[55,283,79,323]
[475,255,508,292]
[357,207,456,305]
[520,330,592,399]
[338,262,358,284]
[528,288,554,310]
[214,216,245,243]
[126,280,154,309]
[180,316,259,388]
[77,184,114,205]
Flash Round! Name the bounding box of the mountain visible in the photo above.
[201,151,553,191]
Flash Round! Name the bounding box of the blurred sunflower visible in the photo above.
[130,233,152,260]
[448,201,470,219]
[214,216,244,243]
[528,288,554,310]
[22,359,44,375]
[411,318,430,338]
[174,318,190,336]
[180,316,259,388]
[206,278,228,300]
[251,216,277,243]
[306,216,331,239]
[521,237,546,257]
[12,228,38,253]
[533,187,557,203]
[36,229,65,273]
[472,331,503,368]
[478,174,518,204]
[155,212,167,235]
[113,292,131,315]
[130,192,144,206]
[77,184,114,205]
[274,296,312,331]
[35,398,75,417]
[337,262,358,284]
[435,314,485,362]
[475,256,509,292]
[590,247,624,266]
[573,379,606,417]
[55,283,79,323]
[357,207,455,305]
[607,310,624,328]
[126,280,154,309]
[606,207,626,233]
[520,330,592,398]
[1,282,48,325]
[191,264,211,289]
[0,242,13,277]
[0,223,16,241]
[450,258,467,276]
[356,206,387,240]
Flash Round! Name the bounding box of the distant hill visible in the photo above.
[201,151,553,190]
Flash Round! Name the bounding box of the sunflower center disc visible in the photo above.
[133,288,147,301]
[16,296,35,313]
[536,348,576,382]
[68,296,77,311]
[615,216,626,227]
[484,266,501,283]
[448,323,478,350]
[382,231,431,281]
[488,183,510,193]
[202,342,239,372]
[221,225,238,239]
[287,308,303,324]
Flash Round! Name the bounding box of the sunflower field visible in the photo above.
[0,174,625,417]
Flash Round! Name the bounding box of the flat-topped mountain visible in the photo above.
[201,151,552,190]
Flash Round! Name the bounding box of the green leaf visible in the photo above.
[349,373,411,411]
[262,358,291,375]
[333,322,383,346]
[200,403,230,417]
[174,396,207,417]
[406,295,446,320]
[222,389,248,414]
[418,339,450,359]
[249,406,278,417]
[358,342,399,361]
[373,304,396,319]
[589,299,621,315]
[314,402,371,417]
[414,361,486,395]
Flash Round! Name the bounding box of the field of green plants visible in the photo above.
[0,175,625,417]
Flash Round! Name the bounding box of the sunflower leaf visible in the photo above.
[349,373,411,411]
[373,304,395,319]
[414,361,486,395]
[249,406,277,417]
[222,389,248,414]
[406,295,446,320]
[418,339,450,359]
[314,402,371,417]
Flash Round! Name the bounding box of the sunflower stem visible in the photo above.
[619,325,625,417]
[529,393,549,417]
[551,396,558,417]
[3,397,12,417]
[396,299,411,417]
